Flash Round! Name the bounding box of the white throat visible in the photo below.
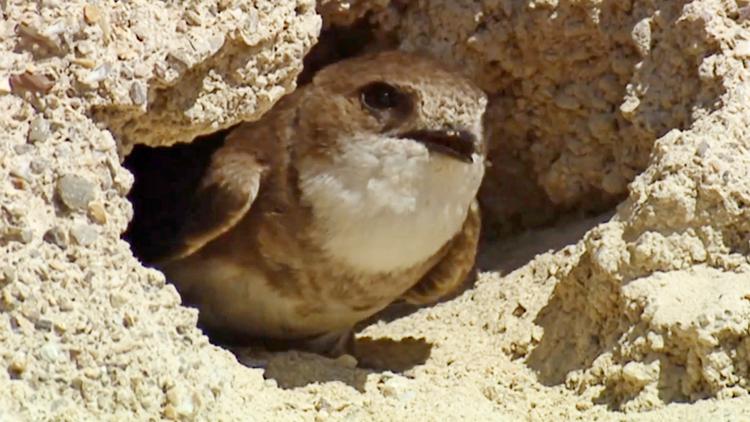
[298,133,484,273]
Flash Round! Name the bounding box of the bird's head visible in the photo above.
[292,51,488,272]
[294,50,487,170]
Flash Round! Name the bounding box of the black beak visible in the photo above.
[399,129,477,163]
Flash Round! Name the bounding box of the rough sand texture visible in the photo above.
[3,0,750,420]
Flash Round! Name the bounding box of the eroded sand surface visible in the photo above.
[3,0,750,420]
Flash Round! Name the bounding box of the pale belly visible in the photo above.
[161,256,404,339]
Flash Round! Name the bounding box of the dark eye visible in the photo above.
[360,82,404,111]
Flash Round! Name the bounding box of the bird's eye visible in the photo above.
[360,82,404,111]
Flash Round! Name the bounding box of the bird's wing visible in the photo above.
[161,146,265,262]
[400,199,481,305]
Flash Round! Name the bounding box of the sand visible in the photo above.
[3,0,750,420]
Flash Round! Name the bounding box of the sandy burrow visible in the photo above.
[3,0,750,420]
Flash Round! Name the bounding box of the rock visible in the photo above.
[27,117,51,144]
[56,174,96,211]
[43,226,69,249]
[70,224,98,246]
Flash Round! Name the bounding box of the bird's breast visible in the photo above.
[297,135,484,274]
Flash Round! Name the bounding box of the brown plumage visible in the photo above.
[158,51,487,355]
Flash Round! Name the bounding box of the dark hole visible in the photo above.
[297,17,381,85]
[122,130,228,263]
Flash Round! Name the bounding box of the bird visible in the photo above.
[157,50,488,356]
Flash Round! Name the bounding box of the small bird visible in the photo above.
[158,51,487,355]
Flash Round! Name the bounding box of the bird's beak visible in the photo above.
[399,129,477,163]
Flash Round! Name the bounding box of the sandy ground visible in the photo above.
[3,0,750,420]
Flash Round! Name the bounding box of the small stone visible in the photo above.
[13,144,33,154]
[575,401,593,411]
[39,342,66,363]
[35,318,54,331]
[10,71,55,94]
[83,366,101,379]
[630,17,652,57]
[8,354,27,378]
[57,174,96,211]
[129,81,147,105]
[0,75,11,94]
[30,159,48,174]
[71,57,97,68]
[83,4,102,24]
[109,291,128,308]
[87,202,107,224]
[380,376,415,401]
[70,223,97,246]
[6,227,34,244]
[696,140,710,157]
[44,226,69,249]
[81,63,111,86]
[27,116,51,144]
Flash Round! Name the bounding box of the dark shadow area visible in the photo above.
[232,336,431,391]
[297,18,382,85]
[238,348,373,392]
[122,131,227,263]
[353,336,432,372]
[477,210,614,275]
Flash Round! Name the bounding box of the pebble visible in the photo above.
[30,158,48,174]
[44,226,69,249]
[13,144,33,154]
[8,353,27,378]
[7,227,34,244]
[129,81,147,105]
[27,116,51,144]
[380,376,416,401]
[57,174,96,211]
[34,318,54,331]
[10,71,55,93]
[81,63,111,86]
[83,4,102,24]
[70,223,98,246]
[39,341,66,363]
[87,202,107,224]
[0,75,11,94]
